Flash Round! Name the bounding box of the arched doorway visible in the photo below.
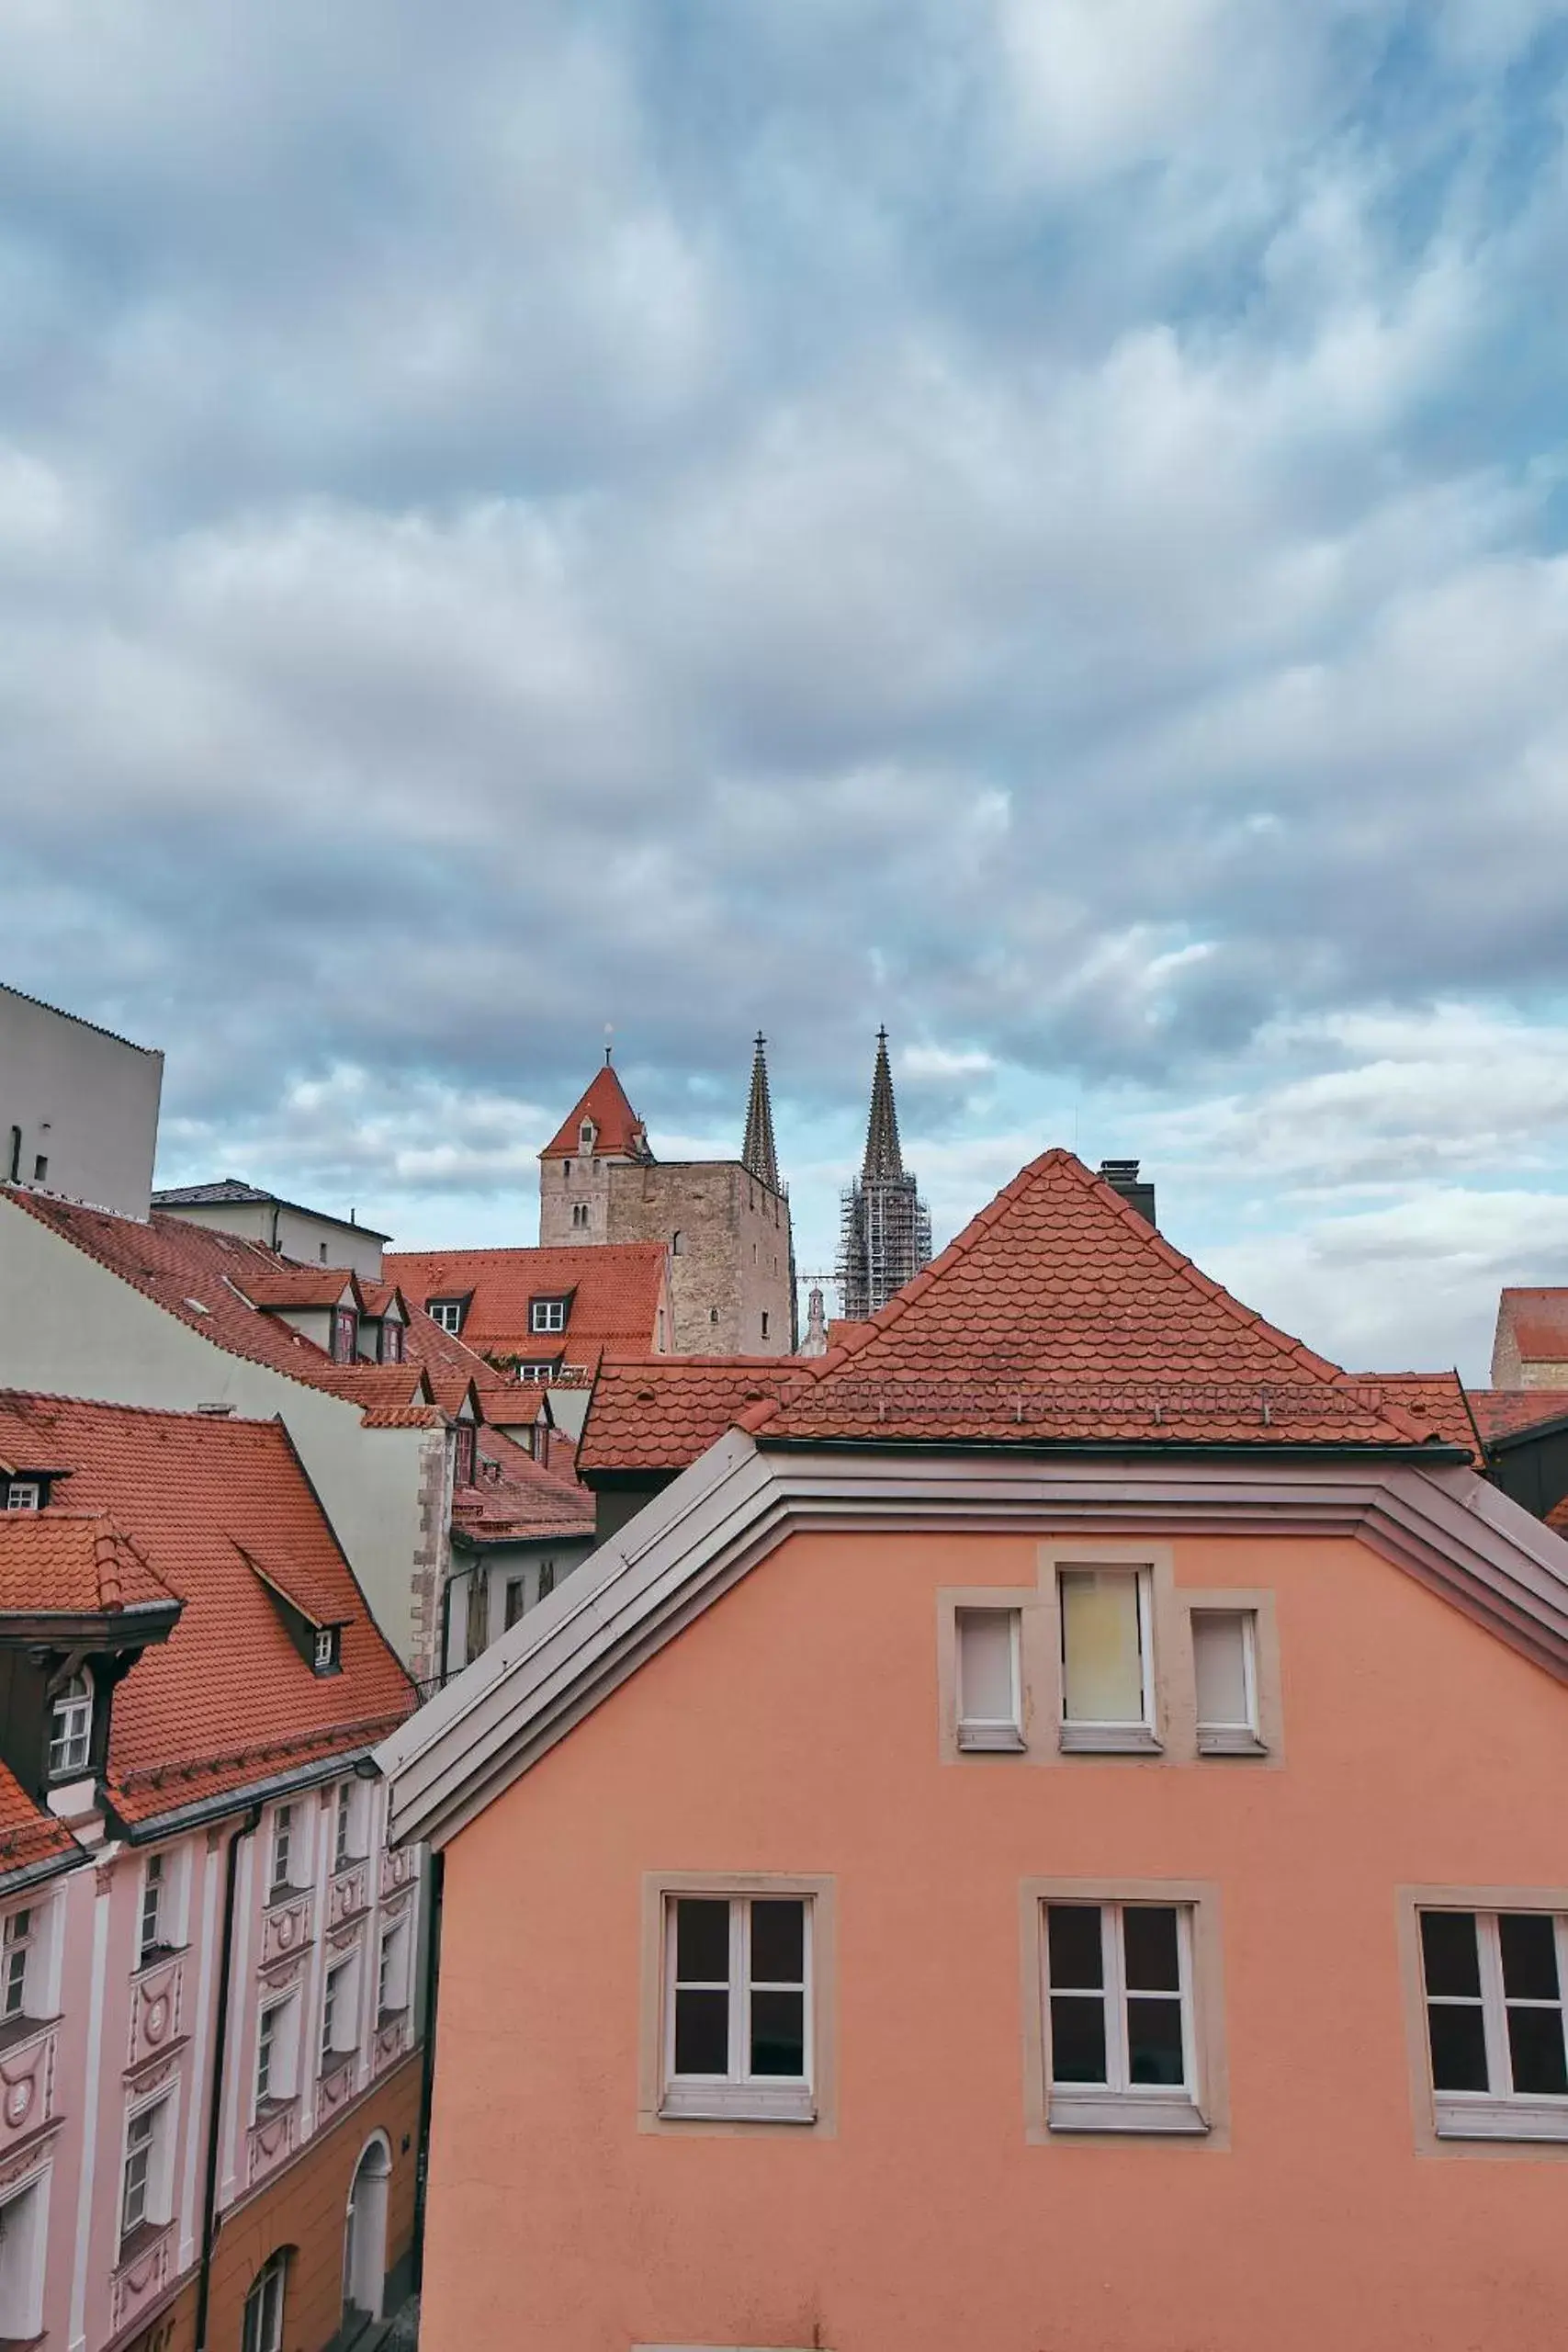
[342,2133,391,2335]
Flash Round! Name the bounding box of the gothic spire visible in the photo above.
[741,1032,781,1193]
[862,1026,904,1181]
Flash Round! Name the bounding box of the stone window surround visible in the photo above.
[1019,1875,1230,2147]
[1397,1884,1568,2158]
[935,1539,1284,1769]
[638,1871,837,2139]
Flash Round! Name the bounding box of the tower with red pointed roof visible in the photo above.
[837,1027,931,1320]
[536,1042,795,1355]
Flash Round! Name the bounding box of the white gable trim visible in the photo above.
[377,1432,1568,1850]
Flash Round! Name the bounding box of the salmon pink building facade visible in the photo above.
[383,1151,1568,2352]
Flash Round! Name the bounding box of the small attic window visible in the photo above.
[428,1300,464,1336]
[332,1307,358,1363]
[580,1120,595,1148]
[530,1297,568,1334]
[5,1481,42,1510]
[380,1321,404,1363]
[313,1626,341,1675]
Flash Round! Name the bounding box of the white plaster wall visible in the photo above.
[0,1198,434,1668]
[157,1198,386,1280]
[0,988,163,1222]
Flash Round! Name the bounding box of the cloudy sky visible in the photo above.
[4,0,1567,1377]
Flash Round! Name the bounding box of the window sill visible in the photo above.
[1435,2093,1568,2143]
[1196,1727,1268,1758]
[659,2081,816,2125]
[1058,1724,1162,1757]
[1048,2089,1207,2135]
[0,2011,58,2058]
[116,2218,171,2268]
[957,1723,1027,1753]
[253,2094,297,2123]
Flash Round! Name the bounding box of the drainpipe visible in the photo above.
[411,1850,445,2293]
[194,1804,260,2352]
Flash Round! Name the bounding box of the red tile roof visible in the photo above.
[1356,1373,1482,1457]
[539,1064,649,1160]
[0,1393,413,1826]
[580,1359,808,1474]
[234,1265,362,1311]
[1496,1291,1568,1364]
[0,1760,73,1883]
[452,1428,595,1545]
[739,1151,1447,1450]
[1467,1389,1568,1443]
[2,1191,508,1430]
[385,1242,670,1378]
[0,1510,179,1617]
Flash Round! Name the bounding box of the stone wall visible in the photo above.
[604,1161,793,1354]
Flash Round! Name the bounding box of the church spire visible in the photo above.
[862,1025,904,1181]
[741,1033,781,1194]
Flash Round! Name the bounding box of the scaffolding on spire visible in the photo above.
[741,1033,781,1194]
[837,1028,932,1320]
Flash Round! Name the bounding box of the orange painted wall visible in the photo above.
[424,1526,1568,2352]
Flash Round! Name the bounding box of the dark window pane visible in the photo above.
[1050,1994,1107,2083]
[673,1986,728,2075]
[1507,2006,1568,2097]
[750,1988,805,2076]
[750,1900,805,1985]
[675,1898,729,1983]
[1421,1911,1481,1998]
[1127,1995,1186,2086]
[1123,1906,1180,1993]
[1047,1905,1103,1990]
[1500,1915,1560,2003]
[1427,2002,1490,2091]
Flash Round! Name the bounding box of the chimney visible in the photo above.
[1098,1159,1156,1227]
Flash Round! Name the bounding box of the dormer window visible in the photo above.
[331,1307,358,1364]
[48,1671,92,1779]
[454,1424,477,1487]
[428,1301,463,1336]
[380,1321,404,1363]
[313,1626,341,1675]
[580,1120,595,1148]
[517,1362,558,1384]
[4,1482,40,1510]
[530,1297,568,1335]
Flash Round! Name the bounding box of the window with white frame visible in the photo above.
[530,1296,568,1334]
[1043,1901,1204,2132]
[378,1919,410,2017]
[269,1803,299,1895]
[254,1994,299,2110]
[120,2097,171,2241]
[661,1894,812,2121]
[48,1670,92,1777]
[242,2249,288,2352]
[2,1909,34,2024]
[427,1300,463,1335]
[1419,1908,1568,2138]
[313,1625,340,1674]
[1057,1567,1156,1751]
[0,2172,47,2340]
[333,1782,357,1871]
[4,1482,39,1510]
[1191,1611,1261,1753]
[517,1362,556,1383]
[138,1854,167,1966]
[955,1608,1024,1751]
[321,1957,358,2072]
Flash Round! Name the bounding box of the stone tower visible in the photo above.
[536,1043,795,1356]
[837,1027,932,1321]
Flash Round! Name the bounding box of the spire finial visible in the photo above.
[741,1031,782,1193]
[863,1025,903,1181]
[604,1022,615,1066]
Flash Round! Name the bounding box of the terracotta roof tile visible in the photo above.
[741,1151,1446,1451]
[1496,1291,1568,1364]
[0,1760,74,1882]
[1357,1372,1481,1458]
[580,1358,807,1474]
[0,1393,413,1826]
[385,1242,669,1376]
[538,1065,649,1160]
[452,1428,595,1544]
[0,1510,179,1616]
[1467,1389,1568,1443]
